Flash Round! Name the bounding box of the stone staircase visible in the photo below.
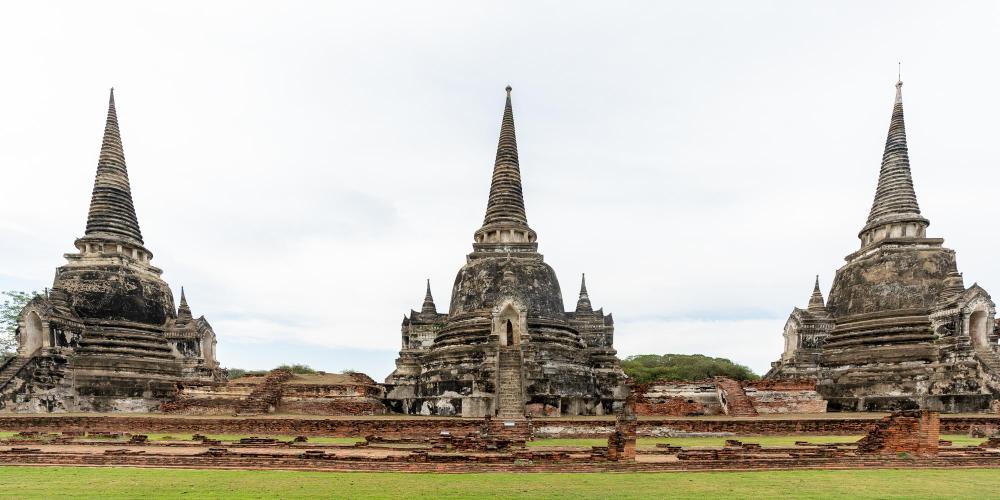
[715,377,758,417]
[974,348,1000,394]
[0,356,32,393]
[234,369,293,416]
[497,347,525,419]
[975,348,1000,373]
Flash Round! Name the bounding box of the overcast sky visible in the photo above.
[2,2,999,379]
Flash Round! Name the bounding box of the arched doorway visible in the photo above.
[21,311,44,355]
[969,309,990,348]
[201,336,217,366]
[782,323,799,360]
[496,303,521,347]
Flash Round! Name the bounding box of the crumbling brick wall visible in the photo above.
[856,410,940,456]
[742,379,828,414]
[633,380,721,416]
[164,371,388,416]
[632,378,827,416]
[607,390,638,461]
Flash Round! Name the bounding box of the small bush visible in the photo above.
[276,364,317,375]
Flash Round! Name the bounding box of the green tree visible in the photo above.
[223,368,248,379]
[621,354,759,384]
[1,291,40,356]
[276,363,317,375]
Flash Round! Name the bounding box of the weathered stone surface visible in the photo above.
[0,90,222,413]
[767,81,1000,412]
[449,257,566,318]
[385,88,626,417]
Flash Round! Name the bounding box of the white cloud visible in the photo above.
[2,1,999,379]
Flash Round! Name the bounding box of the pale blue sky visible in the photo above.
[1,1,999,378]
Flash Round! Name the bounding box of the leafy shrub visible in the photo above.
[223,368,267,379]
[276,364,317,375]
[622,354,759,384]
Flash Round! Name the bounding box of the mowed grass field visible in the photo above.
[0,431,987,447]
[531,434,985,447]
[0,466,999,499]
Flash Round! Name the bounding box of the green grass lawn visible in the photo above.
[141,433,361,444]
[0,431,360,444]
[529,434,985,448]
[0,467,998,499]
[2,431,987,448]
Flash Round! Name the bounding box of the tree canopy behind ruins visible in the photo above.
[0,291,39,355]
[622,354,759,383]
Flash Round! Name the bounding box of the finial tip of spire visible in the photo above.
[505,85,512,95]
[894,76,903,104]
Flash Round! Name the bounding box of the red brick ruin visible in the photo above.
[3,410,1000,473]
[606,392,638,462]
[856,410,940,457]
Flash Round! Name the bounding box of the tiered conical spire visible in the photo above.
[85,89,144,245]
[482,86,530,230]
[576,274,593,313]
[177,287,193,322]
[862,80,928,236]
[420,279,437,315]
[807,275,825,311]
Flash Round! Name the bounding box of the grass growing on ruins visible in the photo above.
[1,467,999,499]
[0,431,985,447]
[142,433,362,444]
[0,432,363,444]
[528,434,983,448]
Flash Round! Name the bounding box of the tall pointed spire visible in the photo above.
[483,85,528,228]
[807,275,825,311]
[420,279,437,315]
[84,88,144,245]
[472,86,538,254]
[576,274,593,312]
[177,286,193,322]
[859,79,928,245]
